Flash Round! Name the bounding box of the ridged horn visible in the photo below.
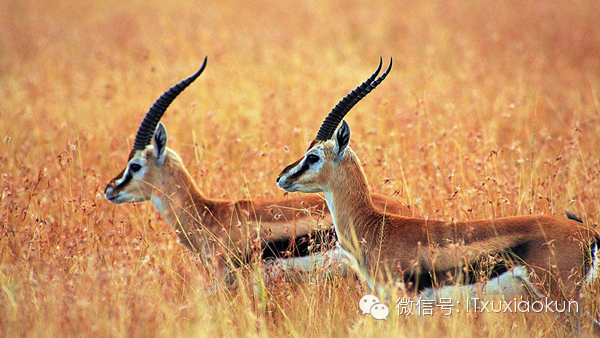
[132,56,208,151]
[314,57,392,141]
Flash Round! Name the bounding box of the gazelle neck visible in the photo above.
[149,154,212,252]
[323,147,381,249]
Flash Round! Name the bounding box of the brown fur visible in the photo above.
[278,140,600,302]
[105,145,414,273]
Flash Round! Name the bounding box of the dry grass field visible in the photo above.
[2,0,600,336]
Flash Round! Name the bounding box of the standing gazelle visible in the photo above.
[276,58,600,307]
[104,57,413,280]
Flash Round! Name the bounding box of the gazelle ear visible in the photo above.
[153,123,168,165]
[333,120,350,162]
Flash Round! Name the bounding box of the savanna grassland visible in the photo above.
[2,0,600,337]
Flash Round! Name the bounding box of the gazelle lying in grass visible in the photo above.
[104,57,412,280]
[276,58,600,307]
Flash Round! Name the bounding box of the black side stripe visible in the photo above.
[258,227,338,261]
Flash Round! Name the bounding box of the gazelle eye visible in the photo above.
[306,154,320,164]
[129,163,142,173]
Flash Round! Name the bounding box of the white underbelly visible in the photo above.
[419,265,543,300]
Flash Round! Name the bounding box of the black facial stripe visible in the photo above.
[287,159,310,181]
[116,170,133,189]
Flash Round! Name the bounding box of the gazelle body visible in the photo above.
[104,57,412,279]
[276,59,600,306]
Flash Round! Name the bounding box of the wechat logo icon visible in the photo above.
[359,295,390,320]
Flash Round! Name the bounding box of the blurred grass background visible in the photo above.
[1,0,600,336]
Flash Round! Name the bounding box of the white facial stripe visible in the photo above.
[302,147,324,172]
[115,169,129,186]
[284,149,310,180]
[115,156,147,187]
[290,159,310,177]
[283,148,322,179]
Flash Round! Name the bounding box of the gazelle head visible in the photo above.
[105,57,207,204]
[276,58,392,193]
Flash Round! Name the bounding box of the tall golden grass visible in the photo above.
[1,0,600,336]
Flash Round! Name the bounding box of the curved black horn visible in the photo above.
[132,56,208,151]
[315,57,392,141]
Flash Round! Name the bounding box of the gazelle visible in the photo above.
[276,58,600,307]
[104,57,413,280]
